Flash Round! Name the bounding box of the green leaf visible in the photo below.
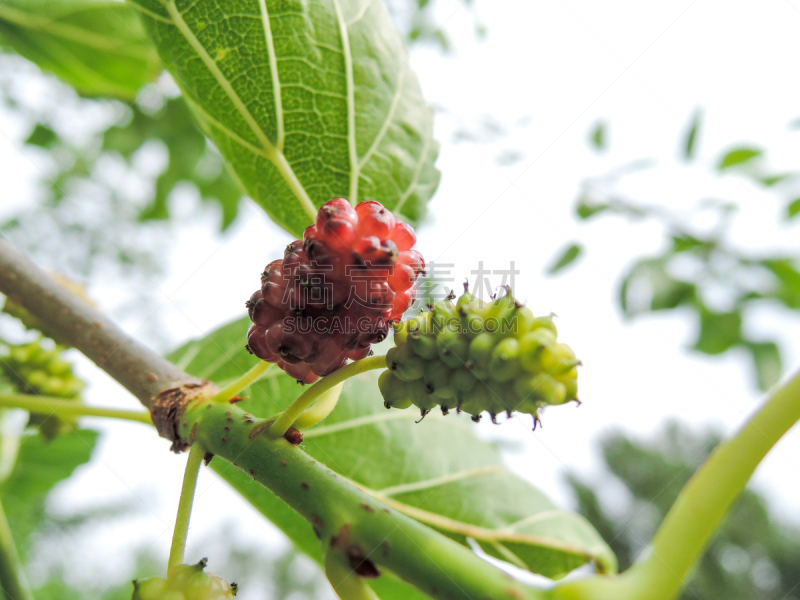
[762,258,800,309]
[682,109,701,161]
[786,197,800,220]
[718,147,762,170]
[0,429,98,556]
[25,123,58,148]
[759,173,793,187]
[547,243,583,275]
[0,1,161,99]
[169,318,616,581]
[745,341,782,391]
[132,0,440,238]
[103,97,244,229]
[575,195,611,220]
[693,310,742,355]
[618,259,696,315]
[589,122,606,151]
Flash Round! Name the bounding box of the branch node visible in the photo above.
[151,382,217,452]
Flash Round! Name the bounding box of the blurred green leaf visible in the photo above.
[693,310,742,355]
[24,123,58,148]
[762,258,800,309]
[103,97,244,228]
[786,197,800,220]
[0,429,98,557]
[0,0,161,99]
[133,0,440,238]
[718,147,762,170]
[169,318,617,583]
[759,174,792,187]
[575,196,611,220]
[745,341,782,391]
[682,109,701,161]
[589,122,606,151]
[670,234,714,254]
[547,243,583,274]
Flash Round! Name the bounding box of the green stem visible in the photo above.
[268,355,386,439]
[0,393,152,425]
[168,442,205,572]
[181,401,546,600]
[208,361,273,404]
[324,550,381,600]
[0,496,34,600]
[552,368,800,600]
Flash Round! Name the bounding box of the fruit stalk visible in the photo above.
[168,442,206,571]
[267,355,387,438]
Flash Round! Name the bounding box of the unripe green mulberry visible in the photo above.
[379,285,580,427]
[0,338,85,439]
[131,559,237,600]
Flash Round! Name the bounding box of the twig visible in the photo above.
[0,238,204,409]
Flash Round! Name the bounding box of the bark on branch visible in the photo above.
[0,237,212,440]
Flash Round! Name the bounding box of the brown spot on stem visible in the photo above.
[249,420,272,439]
[311,515,322,527]
[203,452,214,466]
[226,416,234,422]
[347,546,380,578]
[284,427,303,445]
[224,425,230,431]
[248,469,255,476]
[229,396,244,404]
[189,422,198,444]
[281,460,288,466]
[147,374,158,382]
[506,588,523,599]
[301,481,310,489]
[221,436,228,443]
[360,503,375,513]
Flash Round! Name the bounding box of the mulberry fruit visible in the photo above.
[378,284,580,427]
[246,199,424,383]
[0,338,84,438]
[132,559,237,600]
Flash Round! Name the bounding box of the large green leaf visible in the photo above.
[169,318,616,587]
[131,0,440,237]
[0,0,161,99]
[0,429,99,557]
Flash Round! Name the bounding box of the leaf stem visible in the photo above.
[552,367,800,600]
[268,355,387,438]
[0,393,152,425]
[0,496,34,600]
[208,361,273,404]
[168,442,205,572]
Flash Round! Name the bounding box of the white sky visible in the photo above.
[2,0,800,595]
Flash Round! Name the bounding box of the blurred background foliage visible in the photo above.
[1,0,800,599]
[567,421,800,600]
[548,114,800,392]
